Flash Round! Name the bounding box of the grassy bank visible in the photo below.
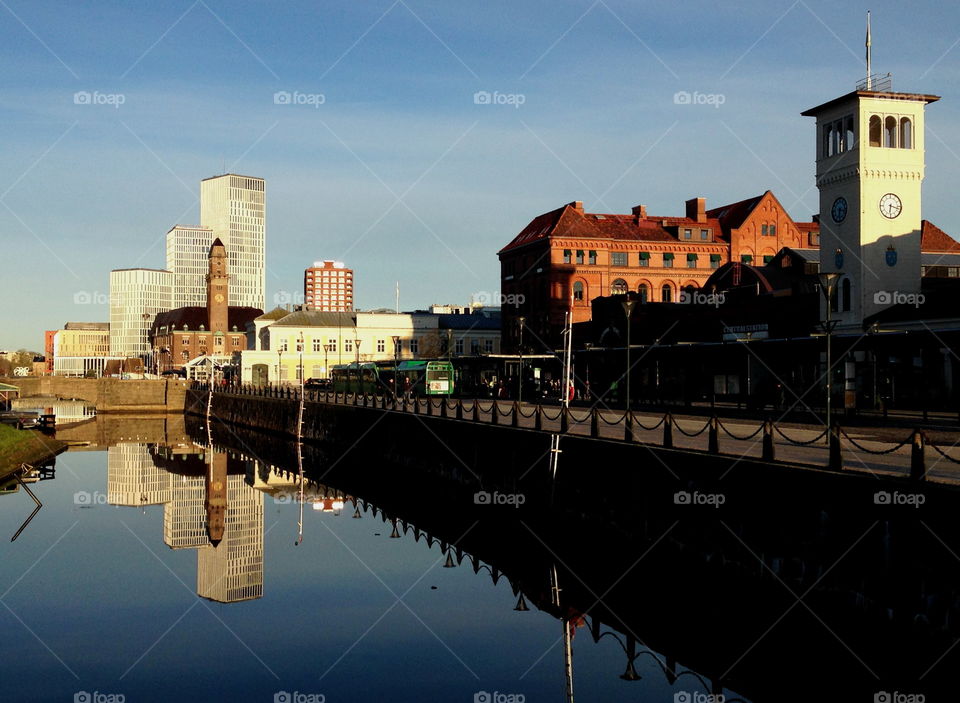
[0,423,66,475]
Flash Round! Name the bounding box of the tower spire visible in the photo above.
[866,10,872,90]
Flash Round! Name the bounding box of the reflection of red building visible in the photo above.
[43,330,56,373]
[498,192,819,351]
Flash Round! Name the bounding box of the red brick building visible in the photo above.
[498,191,819,351]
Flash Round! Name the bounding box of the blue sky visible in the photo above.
[3,0,960,350]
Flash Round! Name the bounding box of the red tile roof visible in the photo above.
[921,220,960,252]
[705,193,765,238]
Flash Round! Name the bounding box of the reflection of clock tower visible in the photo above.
[206,238,229,335]
[802,22,939,326]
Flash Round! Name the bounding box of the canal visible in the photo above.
[2,410,959,702]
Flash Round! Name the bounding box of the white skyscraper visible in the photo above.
[109,268,172,357]
[166,225,214,308]
[200,174,266,310]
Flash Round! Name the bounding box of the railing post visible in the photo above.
[491,401,499,425]
[473,400,480,423]
[353,391,359,406]
[708,416,719,454]
[663,413,673,449]
[624,411,634,442]
[442,398,448,418]
[762,419,775,462]
[560,407,569,433]
[829,423,843,471]
[512,401,520,428]
[427,397,434,416]
[591,408,599,438]
[535,404,543,431]
[456,399,463,420]
[413,396,420,414]
[911,428,926,481]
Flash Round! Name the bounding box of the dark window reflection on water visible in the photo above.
[1,431,740,703]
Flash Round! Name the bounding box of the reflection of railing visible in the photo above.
[196,383,960,481]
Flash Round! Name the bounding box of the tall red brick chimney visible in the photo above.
[685,197,706,223]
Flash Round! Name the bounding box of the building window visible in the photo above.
[471,339,479,354]
[344,339,352,353]
[455,338,464,354]
[741,254,753,264]
[661,284,672,303]
[900,117,912,149]
[181,336,189,345]
[279,339,288,352]
[638,283,648,303]
[588,250,597,265]
[484,339,494,353]
[638,252,650,267]
[295,338,303,352]
[663,253,674,268]
[763,255,774,264]
[563,249,572,264]
[409,338,419,354]
[181,350,189,360]
[683,229,692,239]
[611,252,627,266]
[770,224,777,236]
[686,253,697,268]
[842,278,852,311]
[377,339,385,353]
[312,339,322,352]
[761,224,768,236]
[394,338,402,353]
[611,278,628,295]
[710,254,721,269]
[215,336,224,347]
[575,250,584,264]
[869,114,882,147]
[700,229,709,241]
[884,115,897,148]
[327,339,337,353]
[573,280,584,302]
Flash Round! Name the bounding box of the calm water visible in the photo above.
[0,427,744,703]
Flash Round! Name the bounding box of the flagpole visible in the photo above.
[866,10,872,89]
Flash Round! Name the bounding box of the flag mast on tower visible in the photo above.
[866,10,872,89]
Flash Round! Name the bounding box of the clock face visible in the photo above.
[831,197,847,224]
[879,193,902,219]
[214,294,224,303]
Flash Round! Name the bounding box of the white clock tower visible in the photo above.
[802,21,939,327]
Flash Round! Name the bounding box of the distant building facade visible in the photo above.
[109,268,172,359]
[200,174,266,310]
[166,225,214,307]
[52,322,112,376]
[304,260,353,312]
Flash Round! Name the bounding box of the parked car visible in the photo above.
[304,378,333,391]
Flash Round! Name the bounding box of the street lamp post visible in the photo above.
[354,339,362,391]
[323,344,331,379]
[392,335,401,401]
[621,299,636,409]
[818,272,842,437]
[277,348,283,387]
[517,316,526,403]
[298,333,304,392]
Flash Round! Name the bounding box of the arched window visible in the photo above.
[844,116,855,151]
[610,278,628,295]
[637,283,649,303]
[884,116,897,148]
[661,284,673,303]
[822,124,831,158]
[841,278,851,311]
[573,280,584,302]
[900,117,912,149]
[869,115,881,147]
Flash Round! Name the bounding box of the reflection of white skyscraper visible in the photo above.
[163,474,208,549]
[107,443,172,506]
[166,225,214,308]
[197,474,264,603]
[200,174,266,310]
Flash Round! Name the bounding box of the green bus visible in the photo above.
[397,360,455,396]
